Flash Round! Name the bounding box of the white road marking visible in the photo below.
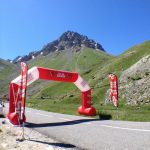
[84,122,91,125]
[100,125,150,132]
[27,112,150,133]
[35,113,53,118]
[59,118,72,121]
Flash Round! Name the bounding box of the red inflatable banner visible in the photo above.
[7,62,28,125]
[108,73,119,107]
[20,62,28,122]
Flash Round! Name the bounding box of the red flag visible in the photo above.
[108,73,119,107]
[20,62,28,121]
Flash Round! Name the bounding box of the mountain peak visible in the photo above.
[13,31,105,63]
[41,31,105,56]
[59,30,105,50]
[59,31,87,42]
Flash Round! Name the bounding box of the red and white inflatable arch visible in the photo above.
[7,63,96,126]
[108,73,119,107]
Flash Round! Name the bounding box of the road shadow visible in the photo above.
[98,114,112,120]
[25,118,99,128]
[27,139,77,149]
[0,115,5,118]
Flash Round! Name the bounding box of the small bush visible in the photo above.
[131,74,142,80]
[145,72,149,76]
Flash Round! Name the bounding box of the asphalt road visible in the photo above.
[3,104,150,150]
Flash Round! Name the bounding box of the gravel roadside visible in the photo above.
[0,118,81,150]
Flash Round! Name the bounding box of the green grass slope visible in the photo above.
[26,48,112,97]
[0,59,16,96]
[26,47,113,113]
[1,41,150,121]
[90,40,150,121]
[26,41,150,121]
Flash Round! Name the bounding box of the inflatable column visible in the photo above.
[74,75,96,116]
[108,73,119,107]
[7,62,28,126]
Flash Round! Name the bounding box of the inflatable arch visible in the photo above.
[7,63,96,126]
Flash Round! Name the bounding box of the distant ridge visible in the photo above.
[12,31,105,63]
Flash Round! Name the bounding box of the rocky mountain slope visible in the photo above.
[13,31,105,63]
[119,55,150,105]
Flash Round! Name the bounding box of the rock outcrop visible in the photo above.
[119,55,150,105]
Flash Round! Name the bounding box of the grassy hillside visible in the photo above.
[0,59,17,96]
[25,47,113,115]
[26,48,113,97]
[0,59,14,80]
[1,41,150,121]
[26,41,150,121]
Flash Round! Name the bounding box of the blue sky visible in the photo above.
[0,0,150,60]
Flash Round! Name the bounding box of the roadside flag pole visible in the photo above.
[16,62,28,142]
